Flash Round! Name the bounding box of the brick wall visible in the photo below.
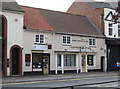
[67,2,104,31]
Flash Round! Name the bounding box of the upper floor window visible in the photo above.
[118,24,120,37]
[89,39,96,46]
[35,34,45,44]
[108,23,113,36]
[63,36,71,45]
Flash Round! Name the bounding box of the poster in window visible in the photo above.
[25,54,31,62]
[87,55,94,66]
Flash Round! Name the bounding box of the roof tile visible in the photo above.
[21,6,54,31]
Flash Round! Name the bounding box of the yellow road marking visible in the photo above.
[0,76,119,86]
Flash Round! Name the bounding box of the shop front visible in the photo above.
[106,38,120,71]
[55,51,99,74]
[32,53,50,75]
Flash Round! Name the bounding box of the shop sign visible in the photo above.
[80,46,86,52]
[34,44,48,50]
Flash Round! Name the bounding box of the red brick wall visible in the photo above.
[67,2,104,30]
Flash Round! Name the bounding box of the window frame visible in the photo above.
[87,55,95,67]
[89,38,96,46]
[34,34,45,44]
[57,54,62,68]
[64,54,76,67]
[108,23,113,36]
[62,35,71,45]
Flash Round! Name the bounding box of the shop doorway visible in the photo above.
[81,55,86,72]
[32,53,50,75]
[43,55,49,74]
[101,56,105,71]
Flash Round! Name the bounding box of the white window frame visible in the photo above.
[87,55,95,67]
[34,34,45,44]
[108,23,113,36]
[57,54,62,68]
[62,35,71,45]
[88,38,96,46]
[64,54,76,67]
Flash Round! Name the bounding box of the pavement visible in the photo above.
[2,71,119,83]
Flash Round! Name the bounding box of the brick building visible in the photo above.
[67,0,120,71]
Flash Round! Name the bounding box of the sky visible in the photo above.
[15,0,117,12]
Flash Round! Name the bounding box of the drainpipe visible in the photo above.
[108,49,110,75]
[52,33,56,74]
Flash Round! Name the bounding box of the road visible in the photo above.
[1,75,119,89]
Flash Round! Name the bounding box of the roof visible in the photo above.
[38,8,103,37]
[20,6,54,31]
[85,2,112,9]
[67,1,111,30]
[74,0,112,9]
[1,2,24,12]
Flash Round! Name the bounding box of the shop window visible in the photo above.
[57,54,61,67]
[64,54,76,67]
[35,34,45,44]
[25,54,31,66]
[32,54,42,69]
[108,23,113,36]
[87,55,95,66]
[118,24,120,37]
[48,45,52,49]
[89,39,96,46]
[62,36,71,45]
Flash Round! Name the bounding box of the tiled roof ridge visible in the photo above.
[20,5,87,18]
[75,0,110,5]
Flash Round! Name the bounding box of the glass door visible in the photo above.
[82,55,86,72]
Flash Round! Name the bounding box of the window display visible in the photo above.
[25,54,31,66]
[32,53,42,69]
[87,55,95,66]
[64,54,76,67]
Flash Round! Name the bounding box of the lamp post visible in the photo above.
[108,49,110,75]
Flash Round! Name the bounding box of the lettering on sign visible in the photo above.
[72,39,88,43]
[80,46,86,52]
[34,44,48,50]
[71,46,95,52]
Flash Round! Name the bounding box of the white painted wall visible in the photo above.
[0,11,24,76]
[104,8,119,38]
[23,30,53,72]
[23,30,106,73]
